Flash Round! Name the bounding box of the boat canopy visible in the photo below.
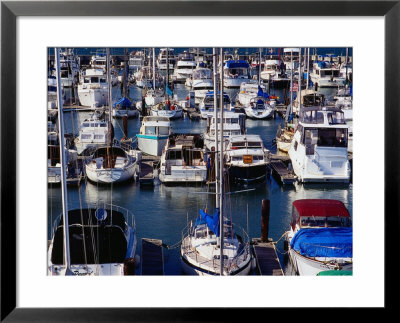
[290,227,353,258]
[113,97,132,109]
[293,199,350,218]
[225,60,249,69]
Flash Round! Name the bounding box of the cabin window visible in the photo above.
[226,68,248,77]
[253,155,263,161]
[303,129,319,146]
[91,77,99,83]
[318,128,347,147]
[327,111,346,124]
[232,156,242,161]
[145,126,156,135]
[84,78,90,83]
[248,142,262,148]
[158,126,169,136]
[94,135,103,140]
[100,123,107,127]
[82,122,90,127]
[81,134,92,140]
[232,142,246,149]
[167,150,182,160]
[100,78,106,83]
[294,141,298,151]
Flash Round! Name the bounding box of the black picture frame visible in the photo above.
[1,1,397,321]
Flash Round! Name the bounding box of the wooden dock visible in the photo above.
[141,238,164,275]
[139,160,155,186]
[252,239,284,276]
[269,159,297,185]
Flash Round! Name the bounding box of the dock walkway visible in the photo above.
[252,239,284,276]
[141,238,164,275]
[269,159,297,185]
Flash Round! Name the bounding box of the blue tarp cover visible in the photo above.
[257,86,269,99]
[113,97,132,109]
[290,227,352,258]
[225,60,249,69]
[194,209,220,237]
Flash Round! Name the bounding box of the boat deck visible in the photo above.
[181,236,220,273]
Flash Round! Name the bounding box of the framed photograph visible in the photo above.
[1,0,396,321]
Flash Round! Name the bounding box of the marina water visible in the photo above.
[48,83,353,275]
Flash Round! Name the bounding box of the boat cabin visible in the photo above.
[296,107,348,154]
[290,199,352,232]
[313,61,340,78]
[140,116,170,136]
[224,60,250,78]
[164,134,205,168]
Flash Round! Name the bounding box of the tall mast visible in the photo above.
[123,48,128,98]
[219,47,224,276]
[298,48,302,113]
[345,47,349,82]
[166,48,169,92]
[258,48,262,86]
[286,49,293,124]
[306,47,310,90]
[213,48,219,210]
[55,47,73,275]
[153,48,156,90]
[106,48,112,121]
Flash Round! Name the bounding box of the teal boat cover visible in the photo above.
[290,227,352,258]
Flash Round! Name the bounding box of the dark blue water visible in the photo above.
[48,83,352,275]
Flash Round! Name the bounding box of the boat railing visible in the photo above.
[50,203,136,239]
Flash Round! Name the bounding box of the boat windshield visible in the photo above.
[193,69,212,79]
[226,68,248,77]
[321,69,340,77]
[300,216,352,228]
[303,128,348,148]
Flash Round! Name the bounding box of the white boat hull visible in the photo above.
[78,88,107,108]
[112,109,139,118]
[86,162,136,184]
[137,135,169,156]
[244,106,274,119]
[151,108,183,119]
[289,249,353,276]
[159,166,207,183]
[224,77,248,88]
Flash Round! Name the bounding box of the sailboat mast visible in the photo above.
[153,48,156,91]
[166,47,169,91]
[219,47,224,276]
[258,48,262,86]
[55,47,72,274]
[107,48,112,119]
[213,48,219,209]
[286,49,293,124]
[298,48,302,114]
[306,47,310,90]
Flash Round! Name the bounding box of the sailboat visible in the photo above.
[85,48,138,184]
[180,48,252,276]
[48,48,138,276]
[112,49,139,119]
